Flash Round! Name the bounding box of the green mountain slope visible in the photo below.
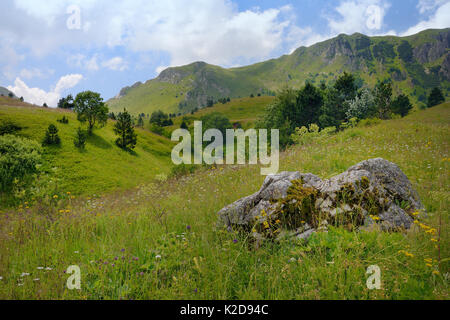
[108,28,450,116]
[0,97,174,200]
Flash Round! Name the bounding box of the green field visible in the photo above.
[0,97,174,203]
[163,96,275,131]
[0,102,448,299]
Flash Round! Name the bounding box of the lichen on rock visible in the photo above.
[217,158,425,242]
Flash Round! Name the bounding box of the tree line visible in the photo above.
[258,72,445,147]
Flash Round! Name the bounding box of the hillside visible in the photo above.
[163,95,275,131]
[0,97,174,203]
[0,102,448,299]
[0,87,16,98]
[108,28,450,116]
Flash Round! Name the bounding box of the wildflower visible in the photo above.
[134,257,139,261]
[37,267,44,270]
[53,195,58,199]
[431,238,438,242]
[432,270,440,276]
[252,228,257,233]
[275,220,281,224]
[0,276,3,280]
[426,263,432,267]
[59,210,64,213]
[67,192,71,195]
[186,225,191,230]
[45,267,53,270]
[155,255,162,260]
[65,209,71,213]
[233,239,238,244]
[33,278,40,281]
[121,248,125,252]
[21,273,30,277]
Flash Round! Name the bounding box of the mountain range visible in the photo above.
[108,28,450,116]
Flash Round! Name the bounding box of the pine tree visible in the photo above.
[73,127,87,150]
[114,109,137,150]
[43,124,60,146]
[427,87,445,108]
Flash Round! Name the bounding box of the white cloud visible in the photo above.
[401,2,450,36]
[67,54,99,71]
[7,74,83,107]
[326,0,391,36]
[19,68,54,80]
[2,0,294,68]
[155,65,169,74]
[101,57,128,71]
[417,0,449,14]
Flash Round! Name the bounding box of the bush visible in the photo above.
[0,121,22,136]
[0,134,42,192]
[42,124,61,146]
[57,116,69,124]
[357,118,381,127]
[290,124,336,146]
[170,163,197,177]
[346,88,376,120]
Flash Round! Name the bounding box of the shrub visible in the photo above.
[0,121,22,136]
[170,163,197,177]
[57,116,69,124]
[291,124,336,146]
[357,118,381,127]
[0,134,42,192]
[346,88,376,120]
[42,124,61,146]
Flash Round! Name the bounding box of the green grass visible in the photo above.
[164,96,275,131]
[0,98,174,203]
[0,102,448,300]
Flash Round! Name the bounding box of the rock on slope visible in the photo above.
[218,158,425,241]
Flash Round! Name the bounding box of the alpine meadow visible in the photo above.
[0,0,449,306]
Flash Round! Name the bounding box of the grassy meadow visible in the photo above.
[0,102,448,300]
[163,95,275,131]
[0,98,174,206]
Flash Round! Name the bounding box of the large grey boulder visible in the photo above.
[218,158,425,241]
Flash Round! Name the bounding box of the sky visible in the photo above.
[1,0,449,107]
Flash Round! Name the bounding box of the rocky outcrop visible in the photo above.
[114,81,142,99]
[413,30,450,64]
[218,159,425,241]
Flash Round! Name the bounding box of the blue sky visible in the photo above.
[1,0,449,106]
